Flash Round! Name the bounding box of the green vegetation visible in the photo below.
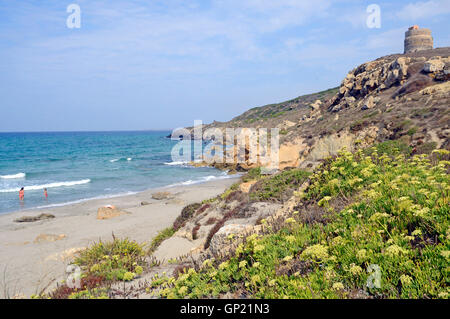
[152,145,450,299]
[74,238,145,282]
[407,127,418,136]
[149,227,176,254]
[417,142,438,155]
[242,167,262,182]
[250,169,310,202]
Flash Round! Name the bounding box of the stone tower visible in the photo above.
[404,25,433,54]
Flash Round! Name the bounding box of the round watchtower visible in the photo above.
[404,25,433,53]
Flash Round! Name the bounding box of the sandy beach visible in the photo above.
[0,177,239,298]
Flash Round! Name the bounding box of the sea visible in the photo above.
[0,131,232,214]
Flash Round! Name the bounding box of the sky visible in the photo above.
[0,0,449,132]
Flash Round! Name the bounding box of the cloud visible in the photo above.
[3,0,338,81]
[397,0,450,20]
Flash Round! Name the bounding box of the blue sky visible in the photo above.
[0,0,449,131]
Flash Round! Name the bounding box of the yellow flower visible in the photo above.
[135,266,143,275]
[218,261,229,270]
[350,264,363,276]
[411,229,422,237]
[301,244,329,261]
[254,244,265,252]
[235,244,244,255]
[285,218,296,224]
[400,275,413,286]
[286,235,296,243]
[318,196,332,207]
[282,255,293,262]
[385,244,408,257]
[438,291,448,299]
[414,207,430,218]
[252,262,260,268]
[268,279,276,286]
[369,212,390,222]
[251,275,261,284]
[239,260,247,268]
[178,286,188,295]
[332,282,344,291]
[123,272,135,281]
[356,249,367,262]
[202,259,213,268]
[440,251,450,259]
[332,236,344,246]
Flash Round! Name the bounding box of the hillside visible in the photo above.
[189,47,450,171]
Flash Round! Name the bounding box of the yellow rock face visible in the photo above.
[239,180,257,193]
[96,207,128,220]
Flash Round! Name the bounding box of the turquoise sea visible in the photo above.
[0,131,230,214]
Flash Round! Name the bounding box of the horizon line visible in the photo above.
[0,129,174,134]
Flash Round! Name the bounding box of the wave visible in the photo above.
[0,179,91,193]
[109,157,132,163]
[167,173,240,187]
[164,161,189,166]
[33,191,138,210]
[0,173,26,179]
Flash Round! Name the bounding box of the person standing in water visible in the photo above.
[44,188,48,199]
[19,187,24,201]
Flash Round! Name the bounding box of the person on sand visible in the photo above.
[44,188,48,199]
[19,187,24,201]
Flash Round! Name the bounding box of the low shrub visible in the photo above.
[148,227,176,254]
[74,238,145,282]
[173,203,202,230]
[250,169,310,202]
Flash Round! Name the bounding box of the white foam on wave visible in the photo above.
[164,161,189,166]
[0,179,91,193]
[110,157,132,163]
[167,173,240,188]
[33,191,138,210]
[0,173,26,179]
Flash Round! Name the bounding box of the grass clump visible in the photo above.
[148,227,176,254]
[152,145,449,299]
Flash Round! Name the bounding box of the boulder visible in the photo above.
[151,191,173,200]
[14,213,55,223]
[34,234,66,244]
[239,180,257,193]
[97,206,129,220]
[361,96,375,110]
[310,100,322,110]
[209,224,252,255]
[141,201,150,206]
[423,60,445,73]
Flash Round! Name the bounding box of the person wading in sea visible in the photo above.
[44,188,48,199]
[19,187,24,201]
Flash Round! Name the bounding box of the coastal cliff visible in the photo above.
[187,47,449,172]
